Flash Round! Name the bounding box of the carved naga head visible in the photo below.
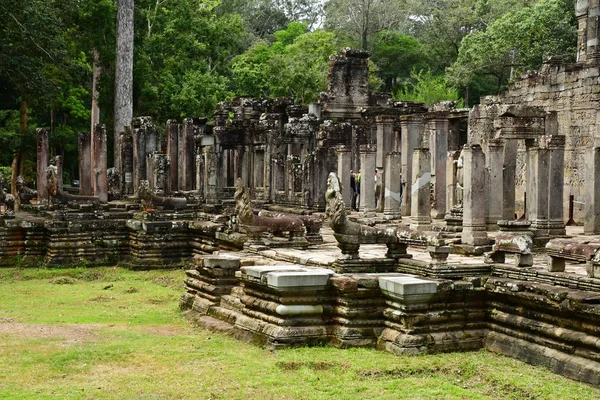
[325,172,347,229]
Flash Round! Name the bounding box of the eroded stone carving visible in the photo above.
[234,178,304,241]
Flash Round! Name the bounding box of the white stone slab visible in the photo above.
[378,276,438,302]
[266,271,331,289]
[242,265,304,279]
[202,256,241,269]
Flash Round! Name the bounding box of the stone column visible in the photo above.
[548,135,566,236]
[445,150,460,211]
[486,139,505,228]
[461,144,488,246]
[337,147,352,208]
[92,124,108,203]
[410,148,432,230]
[585,147,600,233]
[78,132,92,195]
[359,145,376,214]
[177,120,187,191]
[148,153,169,193]
[36,128,49,201]
[400,115,422,216]
[120,127,134,195]
[376,116,394,169]
[204,146,218,204]
[166,120,179,193]
[502,140,518,220]
[132,126,146,197]
[182,118,196,190]
[384,151,402,220]
[429,115,449,219]
[527,140,550,236]
[55,156,63,192]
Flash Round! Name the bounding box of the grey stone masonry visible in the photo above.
[337,147,352,208]
[410,148,431,231]
[359,145,376,214]
[461,144,488,246]
[36,128,49,201]
[384,152,402,219]
[400,115,422,216]
[78,132,92,196]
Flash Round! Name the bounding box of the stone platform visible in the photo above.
[181,224,600,388]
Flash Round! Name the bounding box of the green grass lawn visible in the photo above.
[0,266,598,399]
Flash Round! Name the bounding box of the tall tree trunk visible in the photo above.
[114,0,134,174]
[11,101,27,211]
[91,48,101,133]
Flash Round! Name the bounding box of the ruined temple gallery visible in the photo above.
[7,0,600,388]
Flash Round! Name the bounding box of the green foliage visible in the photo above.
[0,166,12,186]
[394,69,464,107]
[136,0,246,120]
[447,0,576,93]
[232,23,340,103]
[371,31,426,91]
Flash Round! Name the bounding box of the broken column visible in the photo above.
[78,132,92,195]
[376,115,395,170]
[502,140,518,220]
[359,145,376,214]
[400,115,422,216]
[132,124,146,197]
[486,139,505,228]
[166,120,179,193]
[409,148,431,231]
[120,127,134,196]
[36,128,49,201]
[204,146,218,204]
[181,118,196,190]
[337,147,352,207]
[461,144,488,248]
[429,113,449,219]
[445,150,461,212]
[384,151,402,220]
[92,124,108,203]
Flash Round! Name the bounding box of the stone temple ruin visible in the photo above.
[6,2,600,387]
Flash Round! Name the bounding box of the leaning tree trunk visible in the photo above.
[114,0,134,174]
[91,48,101,134]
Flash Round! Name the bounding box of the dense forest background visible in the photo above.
[0,0,577,183]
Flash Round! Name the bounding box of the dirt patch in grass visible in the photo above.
[0,321,99,344]
[277,360,345,371]
[139,325,187,336]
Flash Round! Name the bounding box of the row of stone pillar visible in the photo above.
[36,125,108,203]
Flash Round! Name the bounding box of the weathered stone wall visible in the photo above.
[468,62,600,222]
